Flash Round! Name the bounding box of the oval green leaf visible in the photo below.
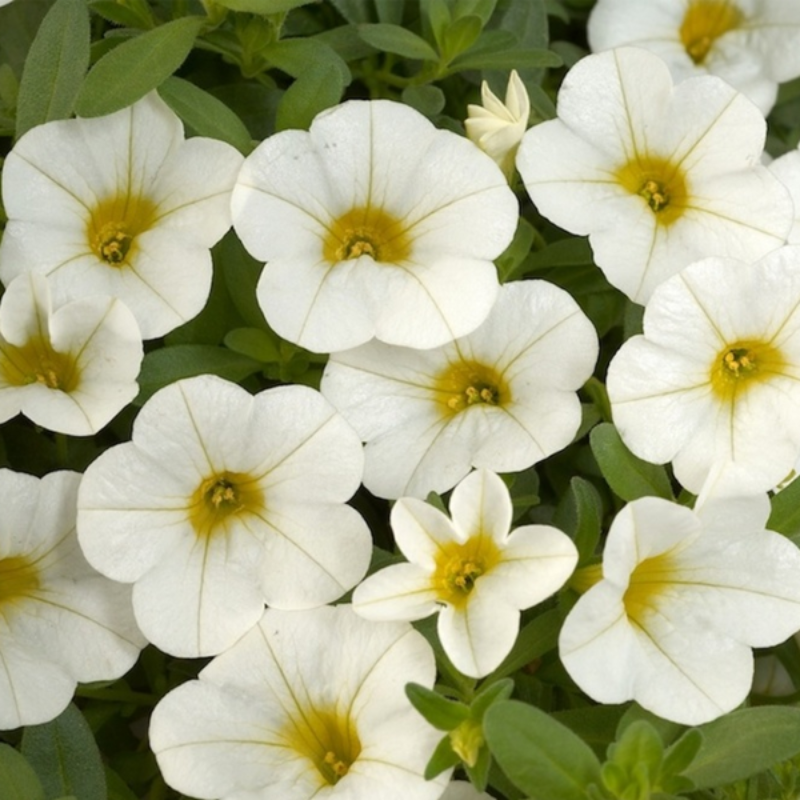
[74,16,204,117]
[20,704,105,800]
[357,23,438,61]
[0,745,45,800]
[16,0,90,137]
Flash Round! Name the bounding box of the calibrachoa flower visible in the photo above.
[465,70,530,181]
[588,0,800,115]
[769,147,800,244]
[559,486,800,725]
[231,99,518,353]
[353,469,578,678]
[77,375,371,658]
[607,248,800,493]
[0,273,142,436]
[0,469,144,730]
[149,605,448,800]
[321,280,597,499]
[516,47,792,304]
[0,93,243,339]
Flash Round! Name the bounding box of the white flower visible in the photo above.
[465,70,530,180]
[516,47,792,305]
[769,147,800,244]
[607,248,800,493]
[0,93,244,339]
[149,605,448,800]
[321,280,597,499]
[588,0,800,115]
[0,469,144,730]
[353,469,578,678]
[231,99,518,353]
[0,273,142,435]
[559,486,800,725]
[77,375,371,658]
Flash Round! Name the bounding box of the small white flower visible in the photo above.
[516,47,792,304]
[0,273,142,435]
[353,469,578,678]
[321,280,597,499]
[149,605,448,800]
[588,0,800,115]
[0,469,144,730]
[465,70,530,180]
[608,248,800,493]
[559,485,800,725]
[769,147,800,245]
[0,93,244,339]
[77,375,371,658]
[232,99,519,353]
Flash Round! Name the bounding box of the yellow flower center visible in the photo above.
[323,206,411,264]
[281,706,361,786]
[188,471,263,539]
[623,551,676,628]
[0,336,79,392]
[87,195,158,267]
[680,0,743,65]
[0,556,40,610]
[709,339,785,401]
[615,156,689,225]
[434,360,509,415]
[433,536,501,608]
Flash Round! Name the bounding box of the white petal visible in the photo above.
[352,562,440,621]
[449,468,512,544]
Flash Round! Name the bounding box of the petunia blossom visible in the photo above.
[560,479,800,725]
[465,70,530,181]
[149,605,448,800]
[607,248,800,493]
[0,272,142,435]
[231,98,518,353]
[516,47,792,304]
[0,469,144,730]
[77,375,371,658]
[0,92,244,339]
[588,0,800,115]
[353,469,578,678]
[321,280,597,499]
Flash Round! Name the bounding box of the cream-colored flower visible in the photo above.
[517,47,792,304]
[588,0,800,115]
[0,93,243,339]
[232,99,518,353]
[465,70,530,180]
[0,273,142,436]
[353,469,577,678]
[150,606,448,800]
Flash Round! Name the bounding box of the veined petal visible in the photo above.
[438,588,520,678]
[449,468,512,545]
[391,497,465,567]
[352,562,440,621]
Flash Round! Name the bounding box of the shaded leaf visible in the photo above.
[357,23,438,61]
[0,745,45,800]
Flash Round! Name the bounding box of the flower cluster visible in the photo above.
[5,3,800,797]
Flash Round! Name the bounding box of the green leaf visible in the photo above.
[768,473,800,536]
[224,327,282,363]
[357,23,438,61]
[590,422,674,502]
[401,84,445,117]
[463,738,492,791]
[264,38,350,84]
[553,476,603,565]
[470,678,514,719]
[216,230,268,329]
[21,704,105,800]
[276,60,345,131]
[0,745,45,800]
[424,734,461,779]
[604,721,664,793]
[484,700,603,800]
[327,0,372,23]
[405,683,470,731]
[552,705,628,758]
[454,0,497,25]
[661,729,703,784]
[441,14,483,64]
[485,608,561,680]
[87,0,155,29]
[157,77,252,153]
[375,0,404,24]
[16,0,90,138]
[135,345,263,404]
[497,216,537,282]
[682,707,800,790]
[526,237,594,271]
[104,767,139,800]
[450,46,561,72]
[214,0,314,12]
[74,16,205,117]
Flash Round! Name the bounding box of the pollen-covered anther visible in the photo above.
[447,558,483,593]
[640,179,670,212]
[339,236,377,260]
[94,222,133,265]
[723,347,755,376]
[323,751,350,778]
